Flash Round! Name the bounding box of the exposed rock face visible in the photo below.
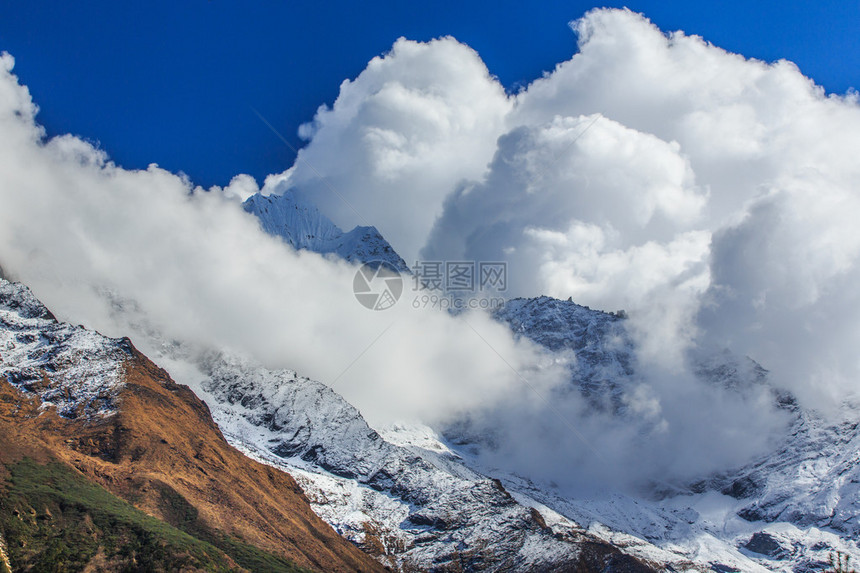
[0,279,384,573]
[0,280,130,419]
[743,532,791,559]
[725,407,860,537]
[188,352,657,573]
[494,295,636,412]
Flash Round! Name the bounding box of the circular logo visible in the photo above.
[353,263,403,311]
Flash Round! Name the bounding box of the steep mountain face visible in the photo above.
[244,191,411,273]
[495,296,635,413]
[718,406,860,536]
[0,279,384,573]
[0,280,129,420]
[494,296,796,412]
[176,351,657,572]
[183,345,854,572]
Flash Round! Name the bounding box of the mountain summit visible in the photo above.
[244,191,410,273]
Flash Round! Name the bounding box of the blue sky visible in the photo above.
[1,0,858,187]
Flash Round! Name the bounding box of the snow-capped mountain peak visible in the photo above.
[244,190,411,273]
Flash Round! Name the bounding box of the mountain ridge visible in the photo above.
[244,190,411,273]
[184,350,658,572]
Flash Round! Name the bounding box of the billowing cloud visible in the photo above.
[417,9,860,405]
[420,114,711,367]
[256,8,860,484]
[701,178,860,411]
[268,36,512,261]
[0,52,565,432]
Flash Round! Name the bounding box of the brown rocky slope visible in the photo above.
[0,282,385,572]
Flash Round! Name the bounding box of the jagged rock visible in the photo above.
[244,190,411,273]
[743,532,791,559]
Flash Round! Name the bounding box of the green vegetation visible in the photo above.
[150,480,313,573]
[0,458,230,571]
[0,458,310,572]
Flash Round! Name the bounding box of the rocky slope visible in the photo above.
[0,279,384,573]
[178,351,657,572]
[182,341,856,572]
[490,295,860,572]
[718,405,860,537]
[244,190,411,273]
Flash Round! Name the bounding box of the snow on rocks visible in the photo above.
[182,351,639,572]
[0,279,130,418]
[244,190,411,273]
[493,294,860,572]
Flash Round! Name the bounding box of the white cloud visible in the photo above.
[266,36,513,262]
[0,52,565,431]
[416,9,860,405]
[220,173,260,202]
